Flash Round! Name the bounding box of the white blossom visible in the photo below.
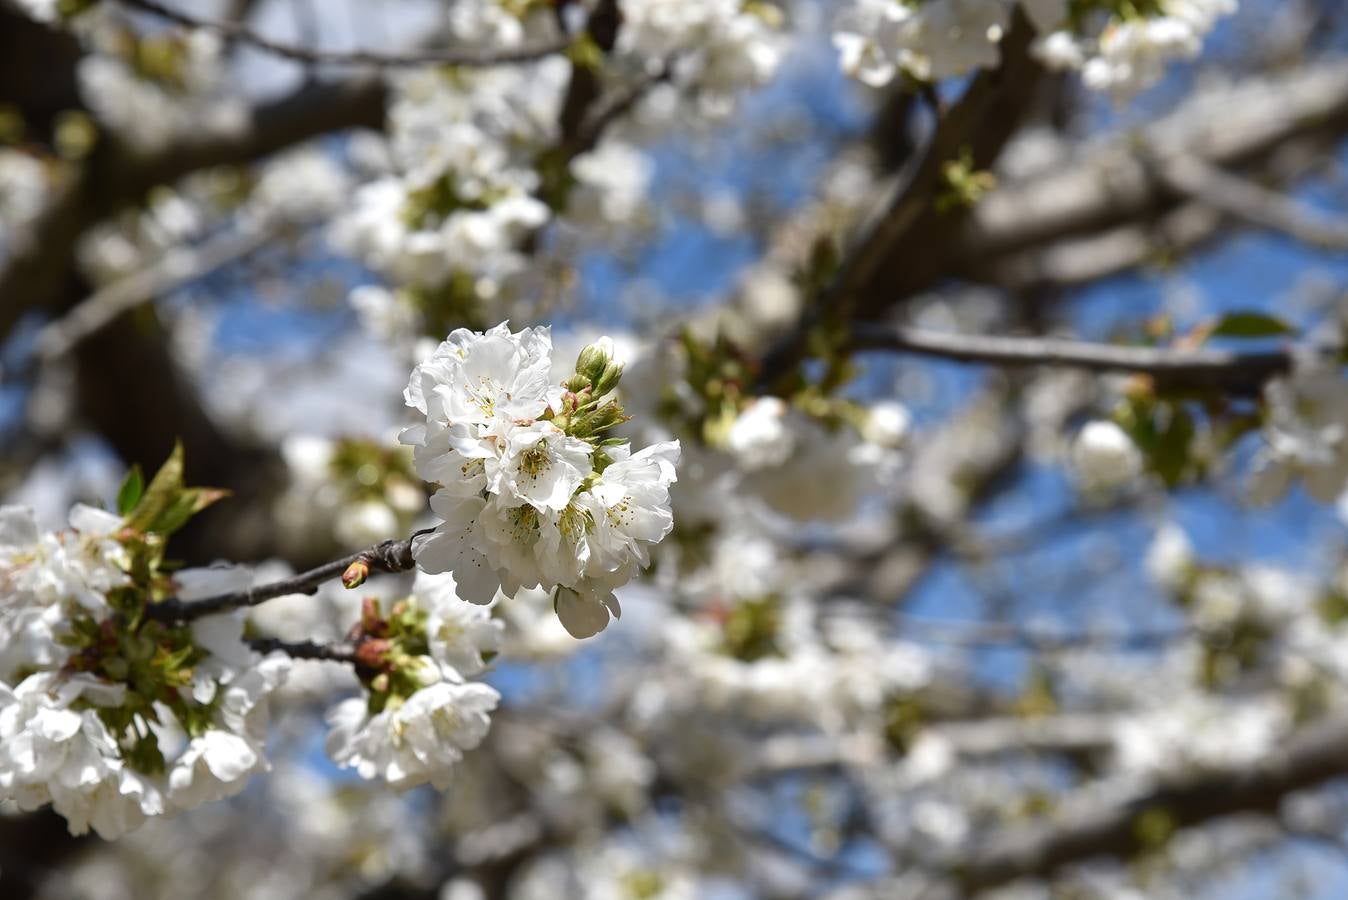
[618,0,783,110]
[1249,365,1348,503]
[325,681,500,790]
[1080,0,1237,98]
[413,571,504,679]
[862,401,912,449]
[1146,522,1195,592]
[1071,420,1142,491]
[568,141,654,229]
[0,509,289,837]
[834,0,1009,87]
[726,397,795,470]
[0,671,156,840]
[404,324,678,636]
[554,584,624,640]
[0,503,126,683]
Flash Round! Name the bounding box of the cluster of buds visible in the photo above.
[345,597,436,713]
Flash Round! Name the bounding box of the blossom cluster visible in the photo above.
[325,572,503,790]
[833,0,1237,99]
[1033,0,1238,99]
[401,322,680,638]
[0,499,288,839]
[331,1,785,343]
[1249,360,1348,505]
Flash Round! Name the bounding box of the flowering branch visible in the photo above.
[117,0,572,69]
[850,324,1294,393]
[145,528,434,623]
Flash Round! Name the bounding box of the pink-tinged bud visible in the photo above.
[355,638,393,671]
[359,597,387,637]
[343,558,371,589]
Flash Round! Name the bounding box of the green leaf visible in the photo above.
[1150,405,1197,488]
[125,442,185,533]
[123,443,227,537]
[116,465,144,516]
[147,487,230,537]
[1208,311,1294,339]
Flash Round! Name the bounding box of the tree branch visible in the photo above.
[0,76,386,337]
[147,528,432,622]
[245,636,359,664]
[556,0,621,144]
[33,223,274,363]
[755,9,1043,384]
[958,59,1348,268]
[953,714,1348,892]
[1154,153,1348,251]
[567,61,675,159]
[850,324,1294,393]
[892,614,1190,653]
[117,0,571,68]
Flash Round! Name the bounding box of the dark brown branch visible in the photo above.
[245,637,359,664]
[118,0,570,68]
[0,76,386,338]
[755,9,1043,385]
[954,714,1348,892]
[556,0,621,144]
[147,529,433,622]
[840,10,1042,313]
[567,61,674,159]
[850,324,1294,393]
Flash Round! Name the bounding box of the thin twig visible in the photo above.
[1154,153,1348,252]
[567,62,675,158]
[850,324,1294,393]
[35,225,273,362]
[891,614,1191,653]
[118,0,570,69]
[147,528,434,622]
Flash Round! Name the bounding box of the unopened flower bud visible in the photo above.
[575,337,615,384]
[359,597,386,635]
[343,558,371,589]
[356,638,393,671]
[592,359,625,398]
